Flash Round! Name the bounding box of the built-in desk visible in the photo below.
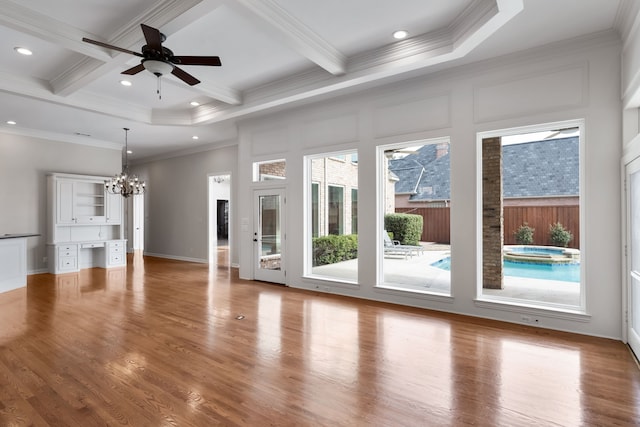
[0,233,39,293]
[47,239,126,274]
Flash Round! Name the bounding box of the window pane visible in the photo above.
[253,160,286,181]
[307,152,358,282]
[351,189,358,234]
[312,183,319,238]
[481,127,581,310]
[380,140,451,295]
[328,186,344,235]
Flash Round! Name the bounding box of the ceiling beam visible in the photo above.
[229,0,346,75]
[0,0,111,61]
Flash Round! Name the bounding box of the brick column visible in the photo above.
[482,137,503,289]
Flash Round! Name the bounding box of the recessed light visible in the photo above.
[190,101,200,107]
[192,136,199,140]
[6,120,16,125]
[120,80,132,87]
[393,30,408,40]
[14,47,32,56]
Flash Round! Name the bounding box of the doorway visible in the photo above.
[626,157,640,359]
[253,188,285,284]
[209,174,231,267]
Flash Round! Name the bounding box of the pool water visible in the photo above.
[507,247,565,256]
[431,257,580,283]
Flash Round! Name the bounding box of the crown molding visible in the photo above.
[0,125,121,150]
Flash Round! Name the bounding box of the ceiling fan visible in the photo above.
[82,24,221,90]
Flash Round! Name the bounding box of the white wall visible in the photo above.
[132,144,239,265]
[237,33,623,338]
[0,133,120,273]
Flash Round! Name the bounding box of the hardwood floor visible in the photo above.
[1,253,639,426]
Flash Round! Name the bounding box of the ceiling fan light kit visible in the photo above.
[142,59,173,76]
[82,23,221,99]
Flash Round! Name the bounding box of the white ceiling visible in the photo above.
[0,0,627,159]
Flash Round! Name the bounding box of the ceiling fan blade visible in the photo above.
[171,66,200,86]
[82,37,143,57]
[141,24,163,52]
[171,56,222,66]
[122,64,146,75]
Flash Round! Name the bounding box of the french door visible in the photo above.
[253,189,285,284]
[626,157,640,358]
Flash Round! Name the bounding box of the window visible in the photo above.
[253,159,286,181]
[306,151,358,282]
[312,183,319,238]
[328,185,344,235]
[479,123,583,311]
[351,189,358,234]
[378,139,451,295]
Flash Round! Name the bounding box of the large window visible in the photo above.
[378,139,451,295]
[479,122,583,311]
[306,151,358,282]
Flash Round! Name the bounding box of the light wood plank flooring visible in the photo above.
[1,253,639,426]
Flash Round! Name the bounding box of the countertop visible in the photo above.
[0,233,40,239]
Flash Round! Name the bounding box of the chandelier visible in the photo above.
[105,128,146,198]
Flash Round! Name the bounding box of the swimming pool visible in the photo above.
[431,257,580,283]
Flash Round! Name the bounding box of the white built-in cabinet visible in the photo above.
[47,173,126,274]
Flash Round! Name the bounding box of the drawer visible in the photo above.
[110,246,122,254]
[58,256,77,271]
[109,253,124,265]
[57,246,77,257]
[57,244,77,252]
[81,242,105,249]
[109,241,123,248]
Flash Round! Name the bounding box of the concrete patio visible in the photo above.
[311,243,580,307]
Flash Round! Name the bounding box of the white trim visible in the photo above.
[143,252,207,264]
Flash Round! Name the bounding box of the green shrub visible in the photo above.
[549,222,573,247]
[384,213,423,245]
[514,223,535,245]
[312,234,358,266]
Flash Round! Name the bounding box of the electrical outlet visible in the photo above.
[521,315,540,324]
[42,256,47,264]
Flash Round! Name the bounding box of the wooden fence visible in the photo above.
[396,205,579,249]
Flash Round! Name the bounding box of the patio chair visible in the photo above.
[383,230,424,259]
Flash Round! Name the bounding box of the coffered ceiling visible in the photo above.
[0,0,627,159]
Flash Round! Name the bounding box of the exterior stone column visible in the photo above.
[482,137,503,289]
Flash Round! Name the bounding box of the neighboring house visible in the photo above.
[389,137,579,208]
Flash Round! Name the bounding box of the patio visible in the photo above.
[311,243,581,306]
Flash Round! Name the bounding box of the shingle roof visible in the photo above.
[388,137,579,201]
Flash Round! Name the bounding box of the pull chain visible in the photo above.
[157,76,162,100]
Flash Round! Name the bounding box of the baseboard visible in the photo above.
[28,268,49,275]
[143,252,208,264]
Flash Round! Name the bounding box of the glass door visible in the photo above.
[254,189,285,284]
[627,157,640,359]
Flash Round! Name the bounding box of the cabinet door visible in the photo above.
[57,180,75,224]
[105,192,122,224]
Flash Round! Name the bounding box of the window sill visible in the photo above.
[474,297,591,322]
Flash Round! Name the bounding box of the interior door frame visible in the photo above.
[253,187,286,284]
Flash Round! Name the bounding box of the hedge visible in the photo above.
[312,234,358,266]
[384,213,423,245]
